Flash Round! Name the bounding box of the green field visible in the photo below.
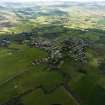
[0,44,48,82]
[23,87,77,105]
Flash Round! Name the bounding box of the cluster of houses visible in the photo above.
[0,32,35,47]
[32,57,48,65]
[14,32,35,44]
[48,48,63,68]
[30,36,89,68]
[30,36,62,68]
[60,37,88,63]
[30,37,52,51]
[0,39,11,47]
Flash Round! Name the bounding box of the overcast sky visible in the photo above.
[1,0,105,2]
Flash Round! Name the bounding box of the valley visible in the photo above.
[0,1,105,105]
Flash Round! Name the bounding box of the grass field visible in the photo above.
[70,74,105,105]
[0,43,48,82]
[22,87,77,105]
[0,65,64,103]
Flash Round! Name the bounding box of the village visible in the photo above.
[0,27,89,70]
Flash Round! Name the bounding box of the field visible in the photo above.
[0,43,48,82]
[23,87,76,105]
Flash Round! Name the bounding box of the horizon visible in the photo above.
[1,0,105,3]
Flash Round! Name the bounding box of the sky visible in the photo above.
[1,0,105,2]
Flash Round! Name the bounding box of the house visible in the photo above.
[0,39,10,47]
